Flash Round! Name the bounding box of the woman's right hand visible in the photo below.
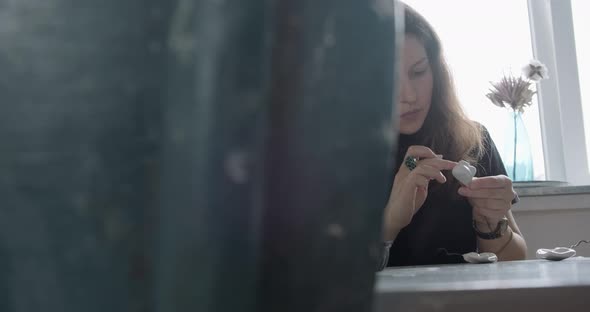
[382,146,457,240]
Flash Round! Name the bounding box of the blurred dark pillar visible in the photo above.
[0,0,400,311]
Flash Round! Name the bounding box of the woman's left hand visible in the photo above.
[458,175,516,224]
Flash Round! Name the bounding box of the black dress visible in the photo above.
[386,127,508,267]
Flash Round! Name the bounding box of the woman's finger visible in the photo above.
[458,187,513,201]
[412,164,447,184]
[399,146,439,174]
[469,175,512,190]
[419,158,458,171]
[405,145,438,160]
[406,173,430,189]
[400,145,458,176]
[470,198,510,211]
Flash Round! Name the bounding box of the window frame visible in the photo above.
[528,0,590,185]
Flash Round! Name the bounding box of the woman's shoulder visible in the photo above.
[472,121,493,143]
[467,121,495,158]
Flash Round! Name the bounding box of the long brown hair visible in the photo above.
[402,3,484,189]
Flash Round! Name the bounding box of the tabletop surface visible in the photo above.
[376,257,590,293]
[374,257,590,311]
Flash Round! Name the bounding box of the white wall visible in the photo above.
[512,192,590,258]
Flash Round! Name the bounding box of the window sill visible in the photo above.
[514,182,590,197]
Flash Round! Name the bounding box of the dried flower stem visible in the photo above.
[513,112,517,180]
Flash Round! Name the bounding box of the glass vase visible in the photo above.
[502,110,534,181]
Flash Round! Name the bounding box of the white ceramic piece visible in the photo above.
[536,247,576,261]
[463,252,498,264]
[452,160,477,186]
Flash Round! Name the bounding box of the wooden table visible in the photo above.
[374,257,590,312]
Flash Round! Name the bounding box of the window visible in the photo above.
[572,0,590,174]
[402,0,546,180]
[527,0,590,185]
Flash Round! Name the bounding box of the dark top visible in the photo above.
[385,126,508,267]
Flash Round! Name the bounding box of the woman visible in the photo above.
[380,4,527,268]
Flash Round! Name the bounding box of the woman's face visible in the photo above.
[397,35,433,135]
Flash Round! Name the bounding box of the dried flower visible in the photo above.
[486,60,548,113]
[522,59,549,82]
[486,76,535,113]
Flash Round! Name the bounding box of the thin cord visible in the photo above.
[437,248,463,257]
[569,240,590,249]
